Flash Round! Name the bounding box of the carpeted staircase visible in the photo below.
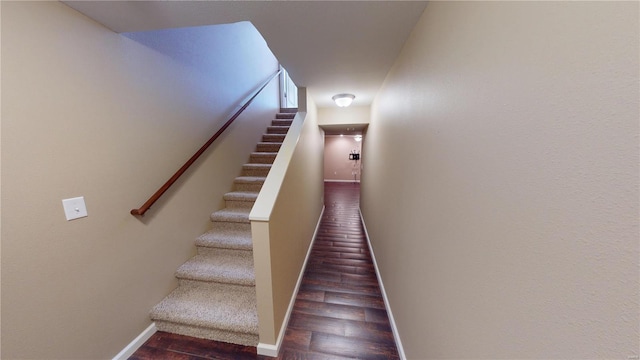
[150,111,295,346]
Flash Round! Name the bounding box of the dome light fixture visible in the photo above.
[332,93,355,107]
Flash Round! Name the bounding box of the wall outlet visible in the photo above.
[62,196,88,221]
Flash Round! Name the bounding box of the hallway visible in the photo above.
[130,182,399,359]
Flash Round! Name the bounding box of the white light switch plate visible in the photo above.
[62,196,88,221]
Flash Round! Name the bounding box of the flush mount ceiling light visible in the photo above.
[332,93,355,107]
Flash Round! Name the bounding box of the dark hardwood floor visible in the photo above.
[130,182,399,360]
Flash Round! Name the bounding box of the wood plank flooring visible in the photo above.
[130,182,398,359]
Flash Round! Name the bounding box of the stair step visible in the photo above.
[196,229,253,252]
[223,191,259,201]
[279,108,297,113]
[149,111,292,348]
[256,142,282,152]
[272,119,293,127]
[241,163,272,177]
[210,207,251,224]
[249,152,277,164]
[262,134,286,143]
[276,113,296,119]
[176,251,255,286]
[223,191,259,208]
[150,282,258,346]
[234,176,266,192]
[154,320,258,347]
[266,126,290,134]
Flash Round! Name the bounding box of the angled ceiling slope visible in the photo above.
[63,1,428,108]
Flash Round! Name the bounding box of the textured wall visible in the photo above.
[361,2,639,359]
[1,2,278,358]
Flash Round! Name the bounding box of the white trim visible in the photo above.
[112,323,157,360]
[256,342,279,357]
[323,179,360,183]
[359,209,407,360]
[257,205,325,357]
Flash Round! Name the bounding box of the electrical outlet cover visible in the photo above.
[62,196,88,221]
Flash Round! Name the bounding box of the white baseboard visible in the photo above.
[257,205,325,357]
[359,209,406,360]
[257,342,279,357]
[323,179,360,183]
[112,323,157,360]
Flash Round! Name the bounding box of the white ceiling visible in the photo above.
[63,1,428,108]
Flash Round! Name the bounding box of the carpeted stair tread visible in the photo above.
[223,191,259,202]
[262,134,286,142]
[153,321,258,346]
[275,113,295,119]
[256,142,282,152]
[266,126,290,134]
[272,119,293,126]
[241,163,272,177]
[176,252,255,285]
[233,176,266,192]
[243,163,272,170]
[234,176,266,184]
[150,282,258,335]
[210,207,251,223]
[196,229,253,251]
[241,164,272,177]
[249,152,278,164]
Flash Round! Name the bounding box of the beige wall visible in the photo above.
[1,2,278,358]
[251,92,324,348]
[361,2,639,359]
[324,136,361,182]
[318,105,370,126]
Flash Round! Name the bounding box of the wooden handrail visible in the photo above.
[131,69,282,216]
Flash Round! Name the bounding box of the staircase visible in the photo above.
[150,111,295,346]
